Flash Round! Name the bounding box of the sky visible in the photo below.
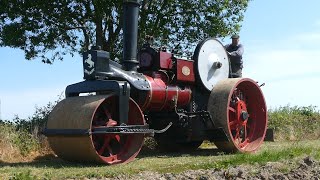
[1,0,320,120]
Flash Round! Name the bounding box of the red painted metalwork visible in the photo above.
[159,51,173,69]
[141,72,192,111]
[227,78,267,152]
[176,59,195,83]
[92,96,145,164]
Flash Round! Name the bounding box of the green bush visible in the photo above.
[0,121,38,156]
[268,105,320,140]
[13,101,57,137]
[2,96,320,157]
[13,129,39,156]
[0,96,61,157]
[0,121,17,145]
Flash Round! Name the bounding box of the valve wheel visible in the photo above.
[46,95,145,165]
[207,78,267,153]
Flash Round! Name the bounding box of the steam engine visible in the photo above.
[44,0,268,165]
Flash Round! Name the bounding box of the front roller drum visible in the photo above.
[208,78,267,153]
[46,95,145,164]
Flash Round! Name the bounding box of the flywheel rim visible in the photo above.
[193,38,230,91]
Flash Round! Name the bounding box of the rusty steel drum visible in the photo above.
[46,95,145,164]
[207,78,267,153]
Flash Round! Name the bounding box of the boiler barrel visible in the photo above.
[140,74,192,111]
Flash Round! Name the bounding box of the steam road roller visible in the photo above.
[44,0,268,165]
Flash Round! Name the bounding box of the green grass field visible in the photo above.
[0,140,319,179]
[0,104,319,179]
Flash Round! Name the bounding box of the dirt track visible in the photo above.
[110,156,320,180]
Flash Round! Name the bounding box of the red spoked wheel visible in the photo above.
[46,95,145,165]
[92,96,145,164]
[207,78,267,153]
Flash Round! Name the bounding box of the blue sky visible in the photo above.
[1,0,320,120]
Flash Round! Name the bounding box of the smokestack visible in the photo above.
[122,0,141,71]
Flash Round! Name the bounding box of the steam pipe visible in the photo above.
[122,0,141,71]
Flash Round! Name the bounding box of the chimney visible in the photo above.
[122,0,141,71]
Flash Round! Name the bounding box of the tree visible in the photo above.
[0,0,250,63]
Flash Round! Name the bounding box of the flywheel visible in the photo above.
[207,78,267,153]
[46,95,145,164]
[193,38,230,91]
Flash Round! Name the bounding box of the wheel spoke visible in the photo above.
[228,106,236,113]
[114,135,121,143]
[106,144,114,156]
[98,136,111,155]
[229,121,237,130]
[244,123,247,140]
[103,106,112,119]
[107,119,117,127]
[242,120,247,126]
[234,127,240,142]
[239,138,249,148]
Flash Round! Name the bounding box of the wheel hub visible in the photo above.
[241,111,249,120]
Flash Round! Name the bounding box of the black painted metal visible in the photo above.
[43,129,91,136]
[65,80,130,125]
[83,50,111,80]
[92,124,151,134]
[43,123,172,136]
[82,58,150,91]
[122,0,141,71]
[65,80,126,97]
[118,81,129,125]
[264,128,275,142]
[206,128,229,142]
[99,64,150,90]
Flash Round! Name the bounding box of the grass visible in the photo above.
[0,103,320,179]
[0,140,319,179]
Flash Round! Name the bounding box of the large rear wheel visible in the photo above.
[207,78,267,153]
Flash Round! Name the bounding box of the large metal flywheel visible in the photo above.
[193,38,230,91]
